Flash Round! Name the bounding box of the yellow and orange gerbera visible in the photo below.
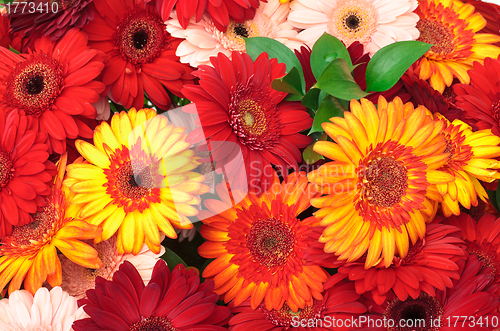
[308,97,454,268]
[414,0,500,93]
[0,154,102,295]
[198,171,327,312]
[64,108,208,255]
[428,115,500,216]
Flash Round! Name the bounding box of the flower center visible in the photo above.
[384,293,443,331]
[4,53,64,117]
[234,24,249,38]
[246,217,295,268]
[0,150,13,188]
[10,201,59,246]
[459,200,485,221]
[491,96,500,124]
[116,162,153,200]
[327,2,377,47]
[262,301,324,327]
[417,19,454,55]
[364,156,408,208]
[130,316,178,331]
[213,20,259,52]
[466,240,499,279]
[238,99,267,136]
[115,10,167,65]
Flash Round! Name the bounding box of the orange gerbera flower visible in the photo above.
[64,108,208,255]
[414,0,500,93]
[308,97,454,268]
[198,171,327,312]
[0,154,102,295]
[427,115,500,217]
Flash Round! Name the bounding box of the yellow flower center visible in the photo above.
[0,150,13,188]
[215,20,259,52]
[364,156,408,208]
[246,217,295,268]
[262,302,323,326]
[417,19,455,55]
[238,99,268,136]
[327,1,377,47]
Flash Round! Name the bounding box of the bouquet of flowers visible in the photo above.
[0,0,500,330]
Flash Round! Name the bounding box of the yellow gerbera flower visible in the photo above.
[0,154,102,295]
[428,115,500,216]
[307,97,454,268]
[64,108,208,255]
[414,0,500,93]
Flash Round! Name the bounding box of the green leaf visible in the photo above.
[302,88,321,110]
[271,67,303,95]
[495,185,500,214]
[309,95,345,134]
[315,58,369,101]
[365,41,432,92]
[161,248,188,271]
[8,46,19,54]
[303,133,328,164]
[310,33,352,81]
[245,37,305,88]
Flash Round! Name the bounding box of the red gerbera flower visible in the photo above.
[454,55,500,136]
[9,0,95,52]
[73,260,232,331]
[0,28,105,154]
[445,213,500,290]
[359,255,499,331]
[83,0,195,110]
[183,52,312,192]
[157,0,260,32]
[0,109,55,238]
[335,221,465,306]
[228,273,366,331]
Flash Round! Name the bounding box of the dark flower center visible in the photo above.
[0,150,13,188]
[115,10,167,65]
[460,200,486,221]
[262,301,324,327]
[116,162,153,200]
[5,53,64,117]
[130,316,178,331]
[365,156,408,208]
[234,24,249,38]
[417,19,455,55]
[384,293,443,331]
[246,217,295,268]
[345,14,361,30]
[11,201,59,246]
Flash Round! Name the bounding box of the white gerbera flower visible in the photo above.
[166,0,304,67]
[288,0,420,56]
[0,286,87,331]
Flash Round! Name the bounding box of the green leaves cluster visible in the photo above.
[245,34,431,163]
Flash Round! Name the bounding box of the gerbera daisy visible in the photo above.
[307,96,453,268]
[0,28,106,154]
[198,171,327,312]
[64,108,208,255]
[9,0,95,52]
[157,0,259,32]
[167,0,304,68]
[454,56,500,136]
[463,0,500,46]
[0,109,55,238]
[445,213,500,289]
[337,221,465,305]
[359,255,499,331]
[413,0,500,93]
[73,260,232,331]
[0,154,102,295]
[82,0,194,110]
[0,286,88,331]
[427,114,500,217]
[228,273,367,331]
[60,234,166,299]
[182,52,312,193]
[288,0,419,56]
